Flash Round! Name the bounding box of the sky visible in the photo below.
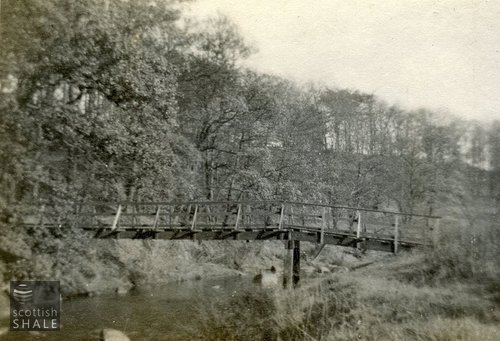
[187,0,500,122]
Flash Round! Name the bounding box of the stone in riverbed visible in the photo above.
[316,266,330,273]
[115,287,129,295]
[100,328,130,341]
[253,271,279,288]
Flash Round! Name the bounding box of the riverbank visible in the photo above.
[183,249,500,340]
[0,236,364,298]
[1,242,498,340]
[0,244,382,341]
[0,238,281,297]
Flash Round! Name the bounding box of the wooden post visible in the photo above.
[248,205,253,227]
[206,205,212,225]
[234,204,242,230]
[38,204,45,228]
[283,239,294,289]
[356,210,362,250]
[132,204,137,229]
[394,215,399,254]
[331,207,336,230]
[152,206,160,230]
[191,205,198,231]
[92,205,96,229]
[356,210,361,238]
[278,203,285,230]
[292,240,301,288]
[169,205,173,229]
[186,204,191,226]
[111,205,122,231]
[72,203,81,229]
[320,207,326,244]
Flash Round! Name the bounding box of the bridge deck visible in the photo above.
[23,201,440,254]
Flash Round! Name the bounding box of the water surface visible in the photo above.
[2,276,252,340]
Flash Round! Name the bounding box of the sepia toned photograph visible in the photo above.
[0,0,499,340]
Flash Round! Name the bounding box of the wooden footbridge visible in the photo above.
[25,201,440,288]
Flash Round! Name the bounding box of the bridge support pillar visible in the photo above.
[283,240,300,289]
[293,240,300,288]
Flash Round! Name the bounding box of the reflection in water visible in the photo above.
[2,276,251,340]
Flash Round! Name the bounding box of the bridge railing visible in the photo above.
[68,201,284,231]
[18,201,440,245]
[279,203,438,245]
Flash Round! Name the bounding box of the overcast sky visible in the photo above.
[187,0,500,122]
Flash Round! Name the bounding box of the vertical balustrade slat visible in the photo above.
[132,204,137,229]
[234,204,242,230]
[186,205,191,227]
[330,207,335,230]
[190,205,198,231]
[111,204,122,231]
[356,210,362,238]
[356,210,362,250]
[278,204,285,230]
[206,205,212,225]
[92,205,96,229]
[320,207,326,244]
[72,203,81,229]
[38,204,45,228]
[169,205,173,229]
[152,206,160,230]
[394,215,399,254]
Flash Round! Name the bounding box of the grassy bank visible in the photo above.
[180,234,500,340]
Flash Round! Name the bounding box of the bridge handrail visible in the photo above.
[16,200,440,219]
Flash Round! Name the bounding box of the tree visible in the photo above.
[489,121,500,210]
[0,0,194,208]
[177,15,256,200]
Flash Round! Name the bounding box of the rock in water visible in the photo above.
[100,328,130,341]
[252,273,263,283]
[254,271,279,288]
[261,272,279,288]
[115,287,129,295]
[316,266,330,273]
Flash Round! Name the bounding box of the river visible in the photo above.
[3,276,254,340]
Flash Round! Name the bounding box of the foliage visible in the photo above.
[189,288,277,340]
[0,0,498,295]
[184,271,499,341]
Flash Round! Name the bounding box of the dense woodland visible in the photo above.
[0,0,499,293]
